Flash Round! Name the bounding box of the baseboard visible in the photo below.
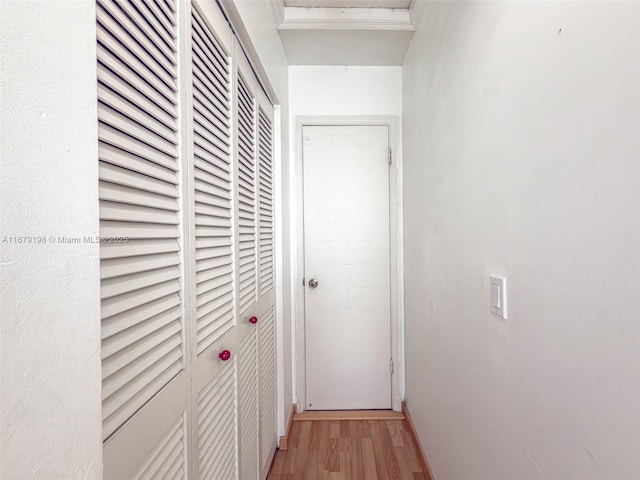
[293,409,405,421]
[402,402,436,480]
[278,403,296,451]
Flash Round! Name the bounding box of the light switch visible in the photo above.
[490,276,507,319]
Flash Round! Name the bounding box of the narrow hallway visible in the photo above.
[3,1,640,479]
[268,414,429,480]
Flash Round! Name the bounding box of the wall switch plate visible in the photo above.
[490,276,507,319]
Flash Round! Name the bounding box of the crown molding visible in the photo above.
[278,6,414,31]
[285,0,411,7]
[218,0,280,103]
[268,0,285,25]
[408,0,428,27]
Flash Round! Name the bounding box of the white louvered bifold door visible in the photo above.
[258,305,277,478]
[132,416,188,480]
[255,91,277,479]
[258,105,274,298]
[98,0,279,477]
[98,0,190,479]
[235,51,259,318]
[238,330,259,480]
[190,2,234,356]
[196,358,238,480]
[187,3,240,480]
[234,51,265,480]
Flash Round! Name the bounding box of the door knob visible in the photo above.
[219,350,231,361]
[308,278,319,289]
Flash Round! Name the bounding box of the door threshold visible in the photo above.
[293,410,404,421]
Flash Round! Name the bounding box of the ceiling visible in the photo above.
[279,29,414,65]
[283,0,413,8]
[276,0,422,65]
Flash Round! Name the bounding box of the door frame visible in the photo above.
[292,116,404,413]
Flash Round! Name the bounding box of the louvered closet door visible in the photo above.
[253,86,277,480]
[257,94,275,309]
[235,51,259,322]
[234,52,262,480]
[97,1,190,479]
[238,329,259,480]
[258,304,277,478]
[256,90,277,479]
[187,2,240,480]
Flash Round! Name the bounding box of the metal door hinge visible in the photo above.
[388,147,392,165]
[390,359,394,374]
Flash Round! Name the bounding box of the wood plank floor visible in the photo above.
[267,419,429,480]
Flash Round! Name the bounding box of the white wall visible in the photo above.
[228,0,294,437]
[0,2,102,479]
[290,66,402,117]
[403,2,640,480]
[289,66,403,405]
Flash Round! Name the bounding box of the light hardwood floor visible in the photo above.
[267,419,429,480]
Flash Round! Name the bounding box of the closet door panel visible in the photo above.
[98,2,190,478]
[257,102,275,300]
[258,305,277,476]
[103,374,189,480]
[132,415,188,480]
[190,2,235,356]
[238,330,259,480]
[196,357,238,480]
[255,92,277,479]
[188,3,239,480]
[235,52,259,317]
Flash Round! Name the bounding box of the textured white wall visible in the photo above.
[0,1,102,479]
[229,0,294,437]
[403,2,640,479]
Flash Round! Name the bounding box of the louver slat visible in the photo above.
[133,416,187,480]
[147,0,176,36]
[237,75,257,314]
[191,7,235,355]
[259,306,277,468]
[197,361,238,480]
[97,47,176,120]
[258,109,274,294]
[97,0,182,441]
[96,3,176,95]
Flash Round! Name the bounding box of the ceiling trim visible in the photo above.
[408,0,428,27]
[219,0,280,103]
[268,0,285,25]
[279,6,414,31]
[284,0,412,7]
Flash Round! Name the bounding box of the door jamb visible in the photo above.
[293,116,404,413]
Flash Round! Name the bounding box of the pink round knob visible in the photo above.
[219,350,231,361]
[249,316,258,325]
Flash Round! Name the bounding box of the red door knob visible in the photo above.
[249,316,258,324]
[219,350,231,361]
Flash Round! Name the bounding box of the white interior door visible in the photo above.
[303,125,391,410]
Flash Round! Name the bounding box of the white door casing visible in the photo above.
[303,125,392,410]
